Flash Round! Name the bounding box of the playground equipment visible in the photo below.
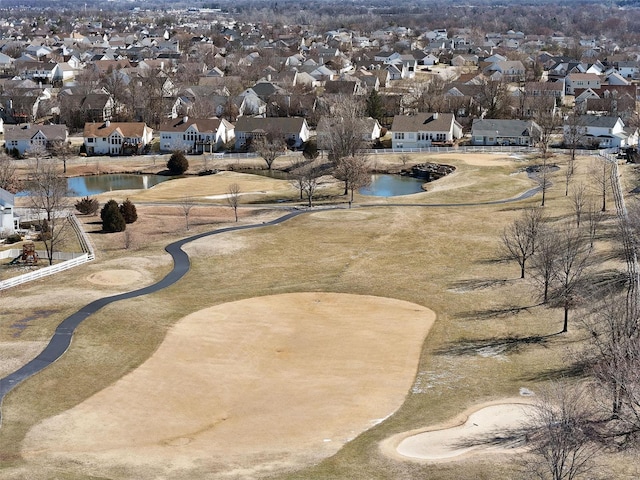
[8,242,38,265]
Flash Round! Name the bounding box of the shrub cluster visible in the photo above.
[5,233,22,244]
[167,152,189,175]
[100,198,139,233]
[119,198,138,224]
[75,196,100,215]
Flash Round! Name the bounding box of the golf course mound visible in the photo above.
[22,292,435,479]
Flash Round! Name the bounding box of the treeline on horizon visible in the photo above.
[3,0,640,46]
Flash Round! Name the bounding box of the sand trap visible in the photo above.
[86,269,144,286]
[381,401,534,462]
[22,292,435,478]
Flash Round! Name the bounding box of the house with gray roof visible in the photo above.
[4,123,68,156]
[564,115,637,149]
[471,119,541,146]
[391,113,463,150]
[234,117,309,150]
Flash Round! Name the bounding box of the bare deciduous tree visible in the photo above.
[502,215,536,279]
[26,157,71,265]
[521,382,601,480]
[332,154,371,207]
[477,78,512,119]
[564,112,587,167]
[252,133,286,170]
[539,157,554,207]
[51,141,75,174]
[585,201,605,248]
[300,161,324,207]
[0,153,17,193]
[549,225,592,333]
[590,157,612,213]
[530,226,558,304]
[25,143,49,170]
[571,183,587,228]
[533,100,561,157]
[123,227,138,250]
[180,195,195,230]
[226,183,241,221]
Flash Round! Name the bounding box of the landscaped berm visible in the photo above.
[21,293,434,478]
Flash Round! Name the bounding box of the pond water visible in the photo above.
[66,174,176,196]
[242,170,426,198]
[18,173,176,197]
[19,172,425,199]
[359,174,426,197]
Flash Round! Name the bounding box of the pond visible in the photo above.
[242,170,427,198]
[359,174,426,197]
[66,174,176,196]
[18,174,176,197]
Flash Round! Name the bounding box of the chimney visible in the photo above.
[183,115,188,124]
[105,120,110,127]
[432,112,439,120]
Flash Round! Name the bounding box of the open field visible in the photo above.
[1,151,639,479]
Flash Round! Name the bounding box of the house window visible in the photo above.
[88,138,94,143]
[395,132,404,140]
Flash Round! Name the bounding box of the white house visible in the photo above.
[158,116,235,153]
[83,121,153,156]
[565,73,601,95]
[0,187,18,236]
[4,124,68,156]
[391,113,463,150]
[565,115,636,149]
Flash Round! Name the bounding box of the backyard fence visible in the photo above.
[0,214,95,291]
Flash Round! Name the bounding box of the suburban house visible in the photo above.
[471,119,542,146]
[565,73,601,95]
[485,60,526,82]
[158,116,235,153]
[316,116,383,149]
[391,113,463,150]
[0,187,18,236]
[564,115,638,149]
[4,123,68,156]
[83,121,154,156]
[234,117,310,150]
[80,93,115,122]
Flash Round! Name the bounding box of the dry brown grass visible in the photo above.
[0,152,634,479]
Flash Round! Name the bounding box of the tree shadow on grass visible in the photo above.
[455,303,536,321]
[449,278,510,292]
[434,333,557,357]
[518,359,590,382]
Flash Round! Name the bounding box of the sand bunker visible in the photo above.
[22,292,435,478]
[382,401,534,462]
[86,269,144,286]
